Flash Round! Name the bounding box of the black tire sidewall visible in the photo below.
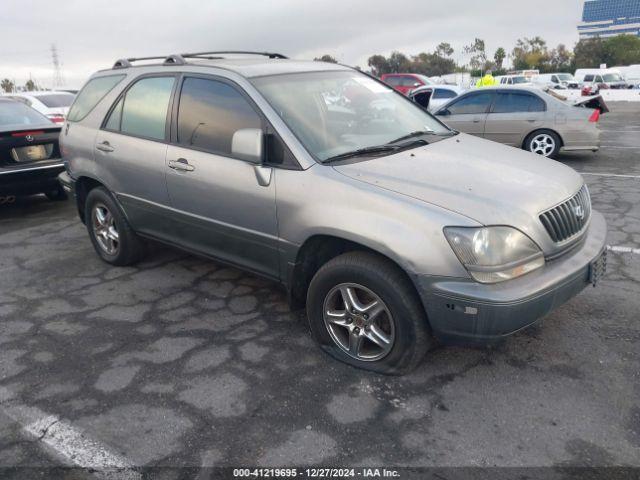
[307,257,428,374]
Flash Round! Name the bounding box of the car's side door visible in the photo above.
[435,91,494,136]
[483,91,546,146]
[96,74,177,236]
[164,75,280,279]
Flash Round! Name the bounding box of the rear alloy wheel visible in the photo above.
[91,203,120,256]
[526,130,561,159]
[307,251,433,375]
[85,187,145,266]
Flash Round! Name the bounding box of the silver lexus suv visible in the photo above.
[59,51,607,374]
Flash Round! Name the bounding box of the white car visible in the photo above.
[495,75,533,86]
[3,91,75,124]
[408,85,464,111]
[533,73,580,90]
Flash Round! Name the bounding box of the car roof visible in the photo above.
[97,57,352,79]
[6,91,75,97]
[411,84,462,93]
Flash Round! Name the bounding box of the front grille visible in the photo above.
[539,185,591,243]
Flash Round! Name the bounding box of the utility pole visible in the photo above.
[51,43,64,88]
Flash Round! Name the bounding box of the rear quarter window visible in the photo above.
[67,74,125,122]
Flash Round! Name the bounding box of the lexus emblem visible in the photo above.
[573,205,585,220]
[25,135,34,142]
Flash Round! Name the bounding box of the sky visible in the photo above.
[0,0,585,89]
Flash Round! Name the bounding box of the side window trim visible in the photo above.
[169,73,301,170]
[100,72,180,144]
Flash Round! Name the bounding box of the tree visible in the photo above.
[314,54,338,63]
[367,54,390,76]
[25,79,38,91]
[493,48,506,70]
[1,78,14,93]
[435,42,454,58]
[511,36,550,71]
[573,37,607,68]
[603,35,640,66]
[387,51,412,73]
[548,44,573,72]
[464,38,491,72]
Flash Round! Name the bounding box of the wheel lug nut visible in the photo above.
[354,327,360,334]
[346,317,353,324]
[363,314,369,320]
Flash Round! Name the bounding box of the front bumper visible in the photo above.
[415,211,607,341]
[0,161,64,196]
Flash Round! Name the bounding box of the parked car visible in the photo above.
[533,73,580,90]
[613,65,640,88]
[574,68,628,90]
[495,75,533,86]
[433,86,602,158]
[0,98,66,199]
[4,91,75,123]
[409,85,463,111]
[59,52,607,374]
[380,73,432,95]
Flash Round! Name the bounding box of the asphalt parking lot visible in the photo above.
[1,104,639,477]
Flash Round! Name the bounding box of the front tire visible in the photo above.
[525,130,561,159]
[307,251,433,375]
[85,187,145,266]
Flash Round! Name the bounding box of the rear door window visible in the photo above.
[67,74,125,122]
[432,89,457,100]
[447,92,494,115]
[106,76,175,141]
[383,76,403,87]
[491,92,546,113]
[176,77,262,156]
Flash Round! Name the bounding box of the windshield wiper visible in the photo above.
[387,130,435,144]
[323,145,400,163]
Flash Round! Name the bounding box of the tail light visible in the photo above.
[47,114,65,123]
[589,109,600,123]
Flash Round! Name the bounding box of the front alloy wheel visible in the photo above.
[323,283,395,361]
[91,203,119,255]
[307,251,432,375]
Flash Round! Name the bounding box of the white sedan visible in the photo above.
[408,85,464,112]
[3,91,75,124]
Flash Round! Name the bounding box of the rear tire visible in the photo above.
[525,130,561,159]
[85,187,145,266]
[306,251,433,375]
[45,185,68,201]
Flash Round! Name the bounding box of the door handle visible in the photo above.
[472,118,481,123]
[96,141,114,153]
[168,158,195,172]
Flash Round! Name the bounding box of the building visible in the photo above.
[578,0,640,39]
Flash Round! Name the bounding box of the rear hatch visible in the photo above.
[0,124,62,170]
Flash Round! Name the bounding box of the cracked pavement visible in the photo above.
[0,104,639,475]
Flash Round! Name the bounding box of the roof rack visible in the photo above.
[112,51,288,69]
[180,51,288,59]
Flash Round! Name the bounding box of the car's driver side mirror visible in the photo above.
[413,82,421,87]
[437,109,450,116]
[231,128,263,164]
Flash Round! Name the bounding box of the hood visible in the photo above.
[332,133,583,231]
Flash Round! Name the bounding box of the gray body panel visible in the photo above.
[62,58,607,340]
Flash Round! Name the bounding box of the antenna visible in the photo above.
[51,44,65,88]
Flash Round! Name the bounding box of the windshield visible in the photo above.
[557,74,574,81]
[511,76,529,84]
[602,73,623,82]
[0,101,51,127]
[36,93,75,108]
[252,71,450,162]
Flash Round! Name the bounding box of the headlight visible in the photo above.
[444,226,544,284]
